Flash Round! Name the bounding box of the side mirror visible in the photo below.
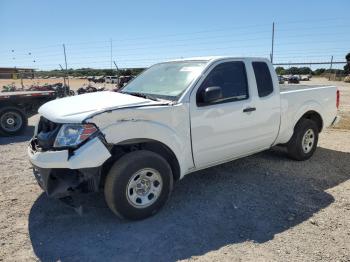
[202,86,223,104]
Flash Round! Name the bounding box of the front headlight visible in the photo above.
[54,124,98,148]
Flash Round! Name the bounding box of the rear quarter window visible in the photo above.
[252,62,274,97]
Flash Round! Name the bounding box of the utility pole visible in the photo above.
[113,61,120,88]
[113,61,119,74]
[110,38,113,70]
[20,72,24,89]
[63,44,69,96]
[59,64,67,87]
[270,22,275,63]
[63,44,69,86]
[329,55,334,80]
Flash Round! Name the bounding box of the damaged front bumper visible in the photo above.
[32,165,102,198]
[28,137,111,198]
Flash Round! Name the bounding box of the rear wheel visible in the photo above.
[104,150,173,220]
[287,118,319,161]
[0,107,27,136]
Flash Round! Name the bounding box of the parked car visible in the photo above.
[89,76,105,84]
[105,76,119,84]
[28,57,340,220]
[278,75,285,84]
[344,75,350,83]
[87,76,95,82]
[118,75,133,87]
[282,75,290,81]
[288,75,300,84]
[300,75,310,81]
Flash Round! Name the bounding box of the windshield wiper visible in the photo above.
[120,91,164,102]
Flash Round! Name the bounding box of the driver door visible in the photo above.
[190,60,258,168]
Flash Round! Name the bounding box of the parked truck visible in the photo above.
[28,57,340,220]
[0,90,56,136]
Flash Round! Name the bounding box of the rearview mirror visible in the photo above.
[202,86,223,104]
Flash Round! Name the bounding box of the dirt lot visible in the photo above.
[0,78,349,261]
[307,77,350,130]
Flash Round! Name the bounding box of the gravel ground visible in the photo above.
[0,78,349,261]
[0,120,349,262]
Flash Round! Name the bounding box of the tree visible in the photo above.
[275,66,285,75]
[285,67,300,75]
[103,69,115,76]
[346,53,350,61]
[344,52,350,75]
[313,68,326,76]
[299,67,312,75]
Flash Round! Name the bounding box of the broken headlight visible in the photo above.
[54,124,98,148]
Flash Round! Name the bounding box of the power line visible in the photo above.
[1,19,348,70]
[1,23,349,60]
[2,35,348,63]
[0,38,287,63]
[1,18,349,54]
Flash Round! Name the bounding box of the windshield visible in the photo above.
[121,61,206,101]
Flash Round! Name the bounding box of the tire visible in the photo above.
[287,118,319,161]
[104,150,174,220]
[0,107,28,136]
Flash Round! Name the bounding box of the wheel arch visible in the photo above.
[277,104,324,145]
[103,138,181,183]
[296,110,323,133]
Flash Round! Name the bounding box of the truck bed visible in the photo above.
[279,84,332,92]
[277,84,337,144]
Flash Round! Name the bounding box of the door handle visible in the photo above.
[243,107,256,113]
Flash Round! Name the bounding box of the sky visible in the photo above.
[0,0,349,70]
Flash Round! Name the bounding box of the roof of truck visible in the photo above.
[166,56,269,62]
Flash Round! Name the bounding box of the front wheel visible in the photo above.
[287,118,319,161]
[104,150,173,220]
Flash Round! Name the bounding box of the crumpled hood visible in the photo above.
[39,91,163,123]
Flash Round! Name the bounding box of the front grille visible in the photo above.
[36,117,61,150]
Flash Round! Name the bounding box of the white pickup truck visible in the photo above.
[28,57,340,220]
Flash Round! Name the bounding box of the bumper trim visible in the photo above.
[28,137,111,169]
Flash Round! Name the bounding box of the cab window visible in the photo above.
[197,61,248,106]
